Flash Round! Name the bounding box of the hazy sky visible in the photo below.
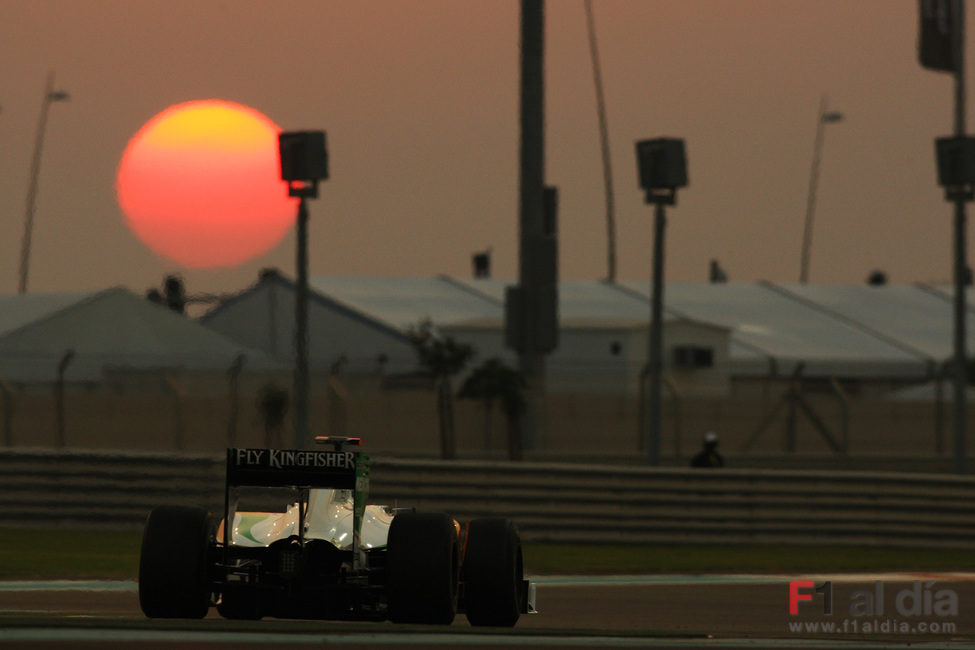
[0,1,966,299]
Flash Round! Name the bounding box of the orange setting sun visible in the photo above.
[116,99,296,269]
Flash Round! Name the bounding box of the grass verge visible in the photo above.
[1,529,971,580]
[0,528,142,580]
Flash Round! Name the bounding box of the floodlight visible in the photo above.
[936,136,975,201]
[279,131,328,198]
[636,138,687,205]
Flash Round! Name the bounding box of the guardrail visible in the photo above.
[2,449,974,548]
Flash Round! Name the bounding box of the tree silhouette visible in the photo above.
[407,319,474,459]
[257,382,288,447]
[458,357,526,461]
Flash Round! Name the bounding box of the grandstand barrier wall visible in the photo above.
[2,448,973,548]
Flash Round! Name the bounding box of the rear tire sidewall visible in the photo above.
[386,511,459,624]
[462,516,523,627]
[139,505,212,618]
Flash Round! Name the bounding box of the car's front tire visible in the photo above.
[386,511,459,624]
[462,517,524,627]
[139,505,212,618]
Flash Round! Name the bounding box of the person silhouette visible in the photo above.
[690,431,724,468]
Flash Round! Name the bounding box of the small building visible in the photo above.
[444,315,730,396]
[442,278,730,396]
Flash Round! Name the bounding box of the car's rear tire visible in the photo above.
[462,517,524,627]
[386,511,458,624]
[139,505,212,618]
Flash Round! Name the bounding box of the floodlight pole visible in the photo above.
[951,0,967,475]
[647,201,667,466]
[279,130,327,451]
[294,197,310,450]
[19,70,68,294]
[799,94,842,285]
[584,0,616,283]
[636,138,687,466]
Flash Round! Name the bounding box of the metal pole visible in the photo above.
[55,349,74,448]
[0,381,12,448]
[294,197,310,449]
[584,0,616,283]
[954,200,967,474]
[19,72,56,294]
[952,0,967,474]
[799,95,828,285]
[647,202,666,466]
[518,0,546,451]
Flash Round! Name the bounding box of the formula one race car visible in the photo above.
[138,437,535,625]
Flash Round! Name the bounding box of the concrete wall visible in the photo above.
[5,449,975,547]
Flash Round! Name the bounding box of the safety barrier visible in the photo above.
[2,448,974,548]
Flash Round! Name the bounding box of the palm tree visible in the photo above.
[407,320,474,459]
[458,357,526,461]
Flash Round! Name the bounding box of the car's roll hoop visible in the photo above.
[314,435,361,450]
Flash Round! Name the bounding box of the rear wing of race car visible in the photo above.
[222,437,370,564]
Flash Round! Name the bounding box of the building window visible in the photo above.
[672,345,714,368]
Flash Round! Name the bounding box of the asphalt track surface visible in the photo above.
[3,574,975,648]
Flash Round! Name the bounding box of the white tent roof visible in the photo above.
[0,293,88,335]
[308,276,500,332]
[0,287,282,382]
[768,283,971,361]
[461,278,938,378]
[204,274,959,381]
[618,281,935,378]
